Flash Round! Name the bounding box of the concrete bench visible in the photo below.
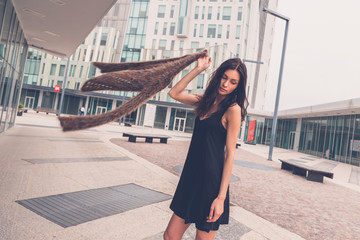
[36,107,58,115]
[279,159,334,183]
[122,132,171,144]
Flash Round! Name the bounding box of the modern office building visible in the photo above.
[20,0,132,117]
[243,99,360,166]
[0,0,121,133]
[0,0,28,133]
[119,0,278,131]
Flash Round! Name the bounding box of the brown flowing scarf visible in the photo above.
[58,49,207,131]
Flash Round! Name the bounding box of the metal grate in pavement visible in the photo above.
[16,183,172,228]
[234,160,277,171]
[145,217,250,240]
[23,156,132,164]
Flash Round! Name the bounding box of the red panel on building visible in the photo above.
[54,85,61,92]
[247,120,256,142]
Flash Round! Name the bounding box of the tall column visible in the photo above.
[54,92,59,110]
[293,118,302,151]
[37,90,44,108]
[84,96,89,115]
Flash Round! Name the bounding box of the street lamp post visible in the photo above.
[263,7,290,161]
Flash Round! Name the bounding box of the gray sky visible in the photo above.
[264,0,360,111]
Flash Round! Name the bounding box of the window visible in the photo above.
[237,7,243,20]
[41,63,45,74]
[217,25,222,38]
[202,6,205,19]
[217,6,221,20]
[69,65,76,77]
[100,32,107,46]
[157,5,166,18]
[57,80,63,86]
[170,22,175,35]
[154,22,159,34]
[181,70,189,78]
[207,24,216,38]
[224,43,228,49]
[236,44,240,57]
[193,24,197,37]
[59,65,65,76]
[90,50,94,61]
[197,74,204,89]
[199,24,204,37]
[208,6,212,19]
[163,22,168,35]
[171,40,175,50]
[222,7,231,20]
[93,32,97,45]
[159,39,167,49]
[152,39,156,48]
[226,25,230,39]
[177,0,188,35]
[236,25,241,39]
[51,80,54,87]
[194,6,199,19]
[191,42,199,49]
[170,5,175,18]
[205,42,209,47]
[75,82,80,90]
[79,66,83,77]
[50,64,56,76]
[180,40,184,49]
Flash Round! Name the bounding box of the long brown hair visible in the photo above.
[195,58,248,121]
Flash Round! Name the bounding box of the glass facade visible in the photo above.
[242,114,360,166]
[121,0,149,62]
[299,115,360,166]
[0,0,28,133]
[244,117,296,150]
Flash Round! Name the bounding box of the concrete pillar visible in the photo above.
[165,107,171,130]
[293,118,302,151]
[37,90,43,108]
[84,96,89,115]
[111,99,116,110]
[240,120,247,142]
[54,92,59,110]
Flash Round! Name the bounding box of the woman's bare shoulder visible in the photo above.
[228,103,241,113]
[225,104,241,121]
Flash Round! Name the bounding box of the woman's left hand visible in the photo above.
[206,197,224,222]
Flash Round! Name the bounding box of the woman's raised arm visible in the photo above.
[168,56,211,106]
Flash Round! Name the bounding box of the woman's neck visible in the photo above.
[214,94,225,105]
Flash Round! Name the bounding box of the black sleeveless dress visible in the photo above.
[169,108,229,232]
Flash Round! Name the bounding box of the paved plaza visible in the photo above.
[0,112,359,240]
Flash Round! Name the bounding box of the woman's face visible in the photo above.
[218,69,240,96]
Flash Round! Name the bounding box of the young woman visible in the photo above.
[164,56,248,240]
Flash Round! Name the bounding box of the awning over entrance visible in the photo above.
[12,0,117,58]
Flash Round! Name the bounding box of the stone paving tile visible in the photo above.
[111,138,360,240]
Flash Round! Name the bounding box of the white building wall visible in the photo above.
[141,0,277,113]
